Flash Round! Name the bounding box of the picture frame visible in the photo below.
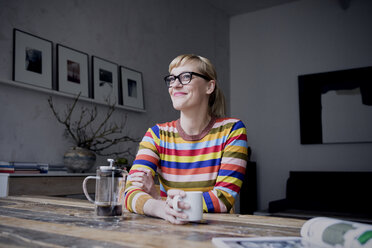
[119,66,144,110]
[57,44,89,97]
[13,29,53,89]
[298,66,372,144]
[92,56,118,105]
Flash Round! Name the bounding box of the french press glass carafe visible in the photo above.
[83,159,127,216]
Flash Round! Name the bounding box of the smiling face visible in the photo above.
[168,61,215,114]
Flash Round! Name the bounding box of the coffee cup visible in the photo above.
[172,191,203,222]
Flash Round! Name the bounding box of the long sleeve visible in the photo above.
[203,120,248,212]
[124,126,160,214]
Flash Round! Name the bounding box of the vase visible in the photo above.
[63,147,96,173]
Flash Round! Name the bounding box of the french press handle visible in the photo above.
[82,176,98,203]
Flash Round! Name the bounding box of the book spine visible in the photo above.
[0,162,15,173]
[9,162,49,173]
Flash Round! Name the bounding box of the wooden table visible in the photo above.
[0,196,306,247]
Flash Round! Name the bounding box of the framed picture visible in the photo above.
[298,66,372,144]
[57,44,89,97]
[119,66,144,110]
[92,56,118,105]
[13,29,53,89]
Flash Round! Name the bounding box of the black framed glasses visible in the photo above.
[164,72,211,88]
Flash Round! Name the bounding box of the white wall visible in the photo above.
[230,0,372,210]
[0,0,229,166]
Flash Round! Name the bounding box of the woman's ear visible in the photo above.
[206,80,216,95]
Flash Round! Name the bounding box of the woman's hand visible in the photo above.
[164,189,191,224]
[130,167,160,199]
[143,189,190,224]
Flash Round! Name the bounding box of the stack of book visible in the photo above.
[0,162,14,173]
[48,164,68,173]
[1,161,69,174]
[0,162,48,174]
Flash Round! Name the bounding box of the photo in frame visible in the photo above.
[57,44,89,97]
[92,56,118,105]
[13,29,53,89]
[298,66,372,144]
[119,66,144,110]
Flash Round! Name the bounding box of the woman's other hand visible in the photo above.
[143,189,190,224]
[130,167,160,199]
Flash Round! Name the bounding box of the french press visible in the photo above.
[82,159,128,216]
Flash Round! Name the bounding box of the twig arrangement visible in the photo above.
[48,93,138,157]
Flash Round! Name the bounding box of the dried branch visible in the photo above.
[47,93,139,157]
[48,93,81,145]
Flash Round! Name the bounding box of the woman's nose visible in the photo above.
[172,78,183,87]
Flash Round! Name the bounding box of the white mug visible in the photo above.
[172,191,203,222]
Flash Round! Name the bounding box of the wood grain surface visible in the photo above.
[0,196,305,247]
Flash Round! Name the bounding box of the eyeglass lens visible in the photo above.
[165,72,192,86]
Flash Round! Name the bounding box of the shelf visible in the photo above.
[0,78,146,113]
[6,173,96,196]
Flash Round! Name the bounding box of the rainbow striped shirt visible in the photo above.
[124,117,248,214]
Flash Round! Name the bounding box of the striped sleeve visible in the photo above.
[124,126,160,214]
[203,120,248,213]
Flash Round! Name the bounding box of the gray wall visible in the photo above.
[0,0,230,166]
[231,0,372,210]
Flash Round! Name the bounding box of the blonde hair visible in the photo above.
[168,54,226,118]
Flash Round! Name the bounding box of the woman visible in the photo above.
[124,54,248,224]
